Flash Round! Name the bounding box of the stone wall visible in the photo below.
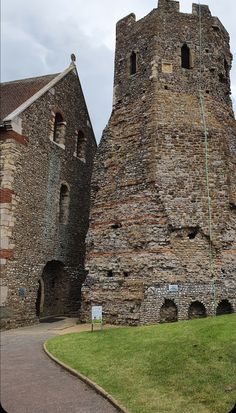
[81,0,236,325]
[0,68,96,329]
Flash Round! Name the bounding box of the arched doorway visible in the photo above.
[39,260,67,317]
[216,299,233,316]
[188,301,207,319]
[160,299,178,323]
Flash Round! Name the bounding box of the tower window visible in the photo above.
[59,184,69,224]
[53,112,66,145]
[181,44,191,69]
[130,51,137,75]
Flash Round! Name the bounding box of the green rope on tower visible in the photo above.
[198,1,216,312]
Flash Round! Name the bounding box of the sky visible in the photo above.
[1,0,236,141]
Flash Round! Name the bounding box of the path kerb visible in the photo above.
[43,341,130,413]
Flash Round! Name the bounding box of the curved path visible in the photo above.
[1,318,119,413]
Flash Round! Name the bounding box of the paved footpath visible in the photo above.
[1,318,119,413]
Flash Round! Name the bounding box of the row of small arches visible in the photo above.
[52,111,87,161]
[159,299,233,323]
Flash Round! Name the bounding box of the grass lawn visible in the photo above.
[46,314,236,413]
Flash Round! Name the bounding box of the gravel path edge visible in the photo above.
[43,340,130,413]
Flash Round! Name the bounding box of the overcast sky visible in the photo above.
[1,0,236,141]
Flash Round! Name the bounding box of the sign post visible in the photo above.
[91,306,103,331]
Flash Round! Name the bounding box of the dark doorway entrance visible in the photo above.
[188,301,207,319]
[160,299,178,323]
[40,260,67,317]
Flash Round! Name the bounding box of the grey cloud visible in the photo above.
[1,0,236,140]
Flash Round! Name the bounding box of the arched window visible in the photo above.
[53,112,66,145]
[181,44,191,69]
[130,51,137,75]
[75,130,87,162]
[59,184,69,224]
[188,301,207,319]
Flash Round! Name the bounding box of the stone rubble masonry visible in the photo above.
[80,0,236,325]
[0,67,96,329]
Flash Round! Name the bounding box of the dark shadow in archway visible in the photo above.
[188,301,207,319]
[160,299,178,323]
[35,280,42,317]
[40,260,68,317]
[216,299,233,316]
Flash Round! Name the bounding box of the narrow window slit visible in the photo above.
[130,51,137,75]
[181,44,191,69]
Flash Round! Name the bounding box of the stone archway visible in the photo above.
[160,299,178,323]
[188,301,207,319]
[216,299,233,316]
[40,260,67,317]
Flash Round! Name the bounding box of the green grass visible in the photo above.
[46,314,236,413]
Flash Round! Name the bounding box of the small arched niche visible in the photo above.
[160,299,178,323]
[216,299,233,316]
[59,184,70,224]
[188,301,207,319]
[75,130,87,162]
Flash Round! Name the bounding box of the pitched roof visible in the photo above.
[0,73,58,121]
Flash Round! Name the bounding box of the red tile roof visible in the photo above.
[0,74,58,120]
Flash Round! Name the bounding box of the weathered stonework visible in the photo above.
[0,63,96,329]
[81,0,236,325]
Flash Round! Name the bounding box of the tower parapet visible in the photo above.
[192,2,211,17]
[158,0,180,12]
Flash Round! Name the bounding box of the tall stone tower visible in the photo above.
[81,0,236,325]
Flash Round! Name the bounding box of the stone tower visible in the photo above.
[81,0,236,325]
